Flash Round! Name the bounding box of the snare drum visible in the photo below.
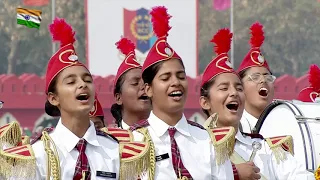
[254,99,320,172]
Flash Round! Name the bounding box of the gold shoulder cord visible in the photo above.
[41,131,61,180]
[136,127,155,180]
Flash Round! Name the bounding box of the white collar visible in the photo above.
[148,111,191,138]
[121,120,130,130]
[235,128,252,146]
[55,119,100,152]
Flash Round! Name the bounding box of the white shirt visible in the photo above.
[132,111,234,180]
[32,120,120,180]
[235,130,315,180]
[120,120,130,130]
[240,110,258,133]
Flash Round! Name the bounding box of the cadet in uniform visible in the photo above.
[199,28,315,180]
[32,17,120,180]
[130,6,236,180]
[111,37,151,129]
[237,22,276,133]
[297,64,320,103]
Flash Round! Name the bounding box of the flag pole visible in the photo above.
[52,0,56,55]
[230,0,234,68]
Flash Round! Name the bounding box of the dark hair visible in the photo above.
[97,116,105,127]
[142,62,163,85]
[238,70,247,80]
[142,59,185,84]
[200,78,216,118]
[45,77,61,117]
[110,73,126,126]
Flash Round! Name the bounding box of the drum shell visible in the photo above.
[259,100,320,171]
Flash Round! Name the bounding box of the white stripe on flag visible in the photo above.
[17,13,41,24]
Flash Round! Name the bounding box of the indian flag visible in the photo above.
[17,8,42,29]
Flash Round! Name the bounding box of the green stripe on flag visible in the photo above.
[17,19,40,29]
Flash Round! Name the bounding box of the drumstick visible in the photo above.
[249,141,262,162]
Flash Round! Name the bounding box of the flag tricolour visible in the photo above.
[17,8,42,29]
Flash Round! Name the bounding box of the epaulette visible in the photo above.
[208,127,236,165]
[96,129,119,143]
[0,144,36,179]
[187,120,205,130]
[265,135,294,164]
[30,127,54,145]
[315,165,320,180]
[100,127,133,142]
[119,141,150,180]
[0,121,22,147]
[129,120,156,179]
[129,119,149,131]
[203,114,236,165]
[242,132,264,140]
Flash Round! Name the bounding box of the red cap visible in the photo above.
[201,28,236,87]
[237,22,270,73]
[114,37,141,87]
[142,6,181,73]
[89,94,104,117]
[45,18,88,117]
[298,64,320,102]
[45,18,87,93]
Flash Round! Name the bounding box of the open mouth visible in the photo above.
[76,93,89,101]
[226,102,239,111]
[259,87,268,97]
[168,90,183,97]
[138,95,149,100]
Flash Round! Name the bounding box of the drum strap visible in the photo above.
[230,151,268,180]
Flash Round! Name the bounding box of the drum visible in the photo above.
[254,99,320,172]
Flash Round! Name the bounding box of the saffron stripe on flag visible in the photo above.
[17,19,40,29]
[17,8,41,18]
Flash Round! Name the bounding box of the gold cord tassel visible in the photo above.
[0,121,22,148]
[0,144,36,179]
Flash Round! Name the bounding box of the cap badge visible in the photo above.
[68,54,78,61]
[165,47,172,56]
[258,54,264,63]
